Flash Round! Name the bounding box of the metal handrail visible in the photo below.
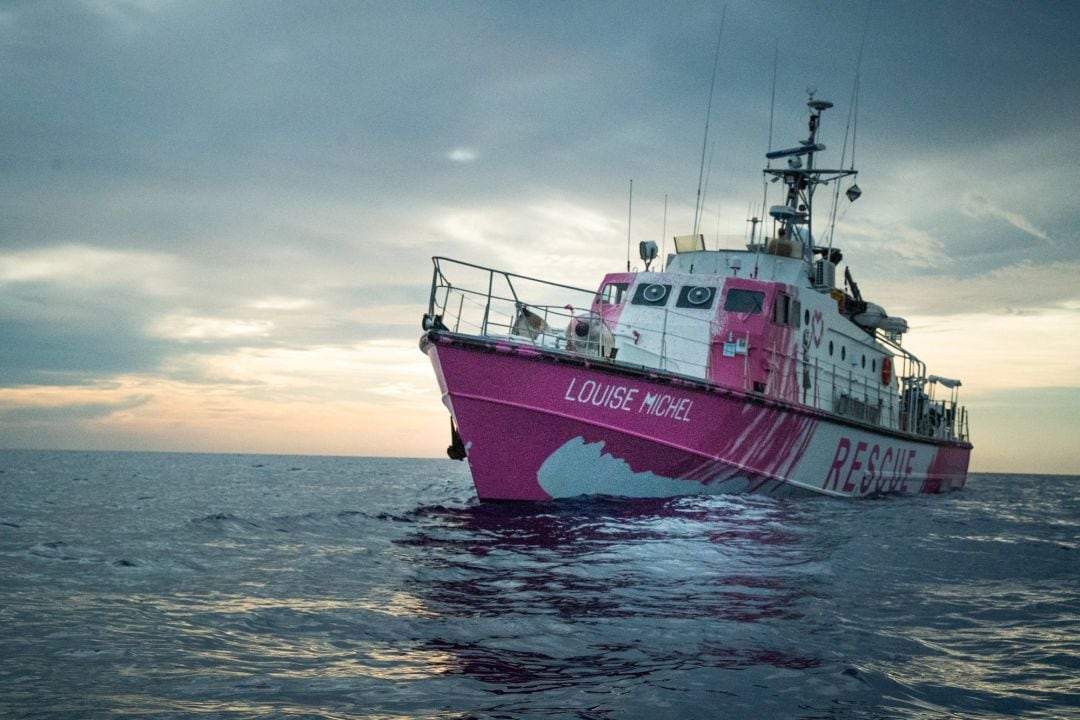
[426,256,968,443]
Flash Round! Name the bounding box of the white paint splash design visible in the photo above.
[536,436,756,499]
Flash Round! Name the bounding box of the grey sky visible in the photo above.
[1,0,1078,468]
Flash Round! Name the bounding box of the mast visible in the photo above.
[803,97,830,245]
[763,94,857,260]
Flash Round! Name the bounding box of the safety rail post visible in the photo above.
[813,357,819,408]
[453,293,464,332]
[743,331,750,391]
[437,285,448,317]
[660,308,670,371]
[845,368,852,417]
[864,373,870,423]
[480,270,494,336]
[860,373,866,423]
[874,372,880,425]
[764,342,773,395]
[541,306,558,350]
[888,387,895,431]
[830,360,836,413]
[428,264,441,317]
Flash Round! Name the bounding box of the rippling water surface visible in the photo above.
[0,450,1077,719]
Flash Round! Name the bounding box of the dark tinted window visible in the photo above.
[631,283,672,307]
[724,288,765,313]
[772,294,801,327]
[676,286,716,309]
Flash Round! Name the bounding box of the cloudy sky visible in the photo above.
[1,0,1077,473]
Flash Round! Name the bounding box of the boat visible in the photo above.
[420,95,972,501]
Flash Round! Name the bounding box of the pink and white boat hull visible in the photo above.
[424,334,971,502]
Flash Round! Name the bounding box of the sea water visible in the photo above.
[0,450,1076,719]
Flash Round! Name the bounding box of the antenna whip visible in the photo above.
[626,179,633,272]
[759,38,779,251]
[693,5,726,235]
[825,2,872,249]
[660,193,668,271]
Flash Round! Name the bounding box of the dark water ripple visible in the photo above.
[0,451,1076,719]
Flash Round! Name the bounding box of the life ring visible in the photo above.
[881,356,893,385]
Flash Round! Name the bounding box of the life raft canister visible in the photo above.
[565,314,614,358]
[881,356,893,385]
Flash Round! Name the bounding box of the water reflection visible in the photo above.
[395,495,827,703]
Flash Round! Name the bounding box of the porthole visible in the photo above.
[828,341,834,356]
[861,355,866,368]
[643,284,668,302]
[804,309,810,325]
[872,359,877,372]
[841,346,846,361]
[631,283,672,307]
[687,287,712,305]
[677,285,717,309]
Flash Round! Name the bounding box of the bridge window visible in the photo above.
[676,286,716,309]
[724,288,765,314]
[598,282,629,305]
[772,294,800,327]
[631,283,671,307]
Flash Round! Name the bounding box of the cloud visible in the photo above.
[0,392,152,422]
[162,338,432,401]
[150,315,275,341]
[248,296,314,311]
[0,245,186,386]
[960,192,1051,243]
[867,260,1080,317]
[0,244,183,295]
[74,0,170,36]
[429,198,625,287]
[447,147,479,163]
[0,374,446,456]
[838,219,948,269]
[901,310,1080,394]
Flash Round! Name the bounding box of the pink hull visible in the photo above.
[425,335,971,501]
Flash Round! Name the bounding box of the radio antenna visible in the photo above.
[660,193,668,271]
[759,38,779,254]
[766,39,779,162]
[825,2,871,249]
[693,5,726,235]
[626,179,633,272]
